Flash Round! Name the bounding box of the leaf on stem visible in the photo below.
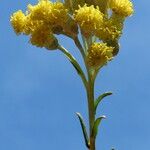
[58,46,87,89]
[64,53,87,88]
[94,92,112,114]
[76,112,90,148]
[91,115,106,138]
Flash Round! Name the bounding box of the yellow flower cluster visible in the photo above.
[74,4,103,37]
[10,10,26,35]
[10,0,71,49]
[28,1,68,27]
[73,0,133,41]
[87,43,114,68]
[27,0,53,22]
[10,0,134,68]
[30,23,57,49]
[96,15,124,41]
[108,0,134,17]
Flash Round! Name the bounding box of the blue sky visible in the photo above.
[0,0,150,150]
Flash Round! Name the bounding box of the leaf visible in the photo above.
[76,112,90,148]
[65,53,87,88]
[94,92,112,114]
[91,116,106,138]
[58,46,87,89]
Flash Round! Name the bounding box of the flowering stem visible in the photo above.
[59,42,97,150]
[73,37,96,150]
[10,0,134,150]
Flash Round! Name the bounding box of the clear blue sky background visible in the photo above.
[0,0,149,150]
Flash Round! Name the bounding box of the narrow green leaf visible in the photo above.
[58,46,87,89]
[64,53,87,88]
[91,116,106,138]
[76,112,90,148]
[94,92,112,114]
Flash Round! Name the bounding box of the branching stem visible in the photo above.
[60,37,98,150]
[73,37,97,150]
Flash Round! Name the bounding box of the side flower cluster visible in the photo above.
[74,4,103,38]
[10,0,77,50]
[87,43,114,68]
[73,0,133,68]
[108,0,134,17]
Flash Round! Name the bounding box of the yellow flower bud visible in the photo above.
[49,2,69,27]
[30,24,58,50]
[87,42,114,68]
[28,1,68,28]
[10,10,26,35]
[96,15,123,41]
[108,0,134,17]
[23,15,43,35]
[27,0,53,21]
[74,4,103,37]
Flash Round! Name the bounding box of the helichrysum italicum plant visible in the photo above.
[10,0,134,150]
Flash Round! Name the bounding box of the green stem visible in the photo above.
[73,37,97,150]
[87,68,96,150]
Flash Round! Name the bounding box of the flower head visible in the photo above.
[96,16,123,41]
[47,2,69,27]
[27,0,53,21]
[28,1,68,28]
[87,42,114,68]
[10,10,26,35]
[74,4,103,37]
[10,0,71,50]
[30,23,58,50]
[23,15,44,35]
[108,0,134,17]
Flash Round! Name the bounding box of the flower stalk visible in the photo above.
[10,0,134,149]
[87,74,96,150]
